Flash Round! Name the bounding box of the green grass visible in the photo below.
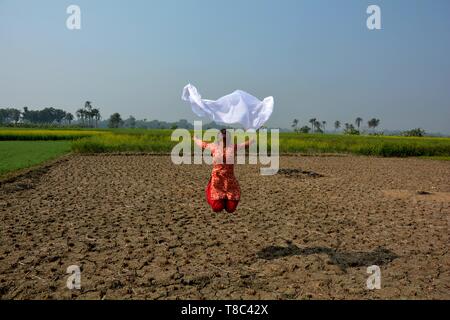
[1,128,450,178]
[418,155,450,161]
[71,132,176,153]
[278,133,450,157]
[0,141,71,176]
[72,131,450,158]
[0,128,102,141]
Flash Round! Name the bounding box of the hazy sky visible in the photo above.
[1,0,449,133]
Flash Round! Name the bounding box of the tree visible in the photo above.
[344,123,359,135]
[52,108,67,123]
[314,120,323,133]
[20,107,68,124]
[76,101,101,127]
[403,128,425,137]
[0,108,21,124]
[368,118,380,132]
[11,108,20,123]
[309,118,316,133]
[91,108,101,128]
[64,112,74,125]
[299,126,310,133]
[355,117,363,130]
[0,109,6,124]
[84,101,93,126]
[108,113,123,128]
[125,115,136,128]
[322,121,327,132]
[76,108,86,126]
[291,119,299,132]
[22,106,38,123]
[334,120,341,132]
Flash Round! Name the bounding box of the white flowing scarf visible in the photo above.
[182,84,274,130]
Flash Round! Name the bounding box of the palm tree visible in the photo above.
[309,118,316,133]
[368,118,381,132]
[334,120,341,132]
[291,119,299,132]
[76,101,102,127]
[322,121,327,132]
[91,108,101,127]
[355,117,363,130]
[76,108,85,126]
[84,101,93,126]
[374,118,380,129]
[314,120,322,133]
[64,112,74,125]
[84,101,92,111]
[344,123,358,135]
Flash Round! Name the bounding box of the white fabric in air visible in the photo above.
[182,84,274,130]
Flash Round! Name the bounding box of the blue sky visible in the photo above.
[1,0,449,133]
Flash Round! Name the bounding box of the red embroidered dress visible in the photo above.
[194,137,250,201]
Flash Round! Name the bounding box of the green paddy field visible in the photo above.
[0,127,449,176]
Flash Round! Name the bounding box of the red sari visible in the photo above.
[194,137,250,212]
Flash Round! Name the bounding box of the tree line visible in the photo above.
[0,107,74,125]
[105,113,199,129]
[0,105,202,130]
[0,105,428,136]
[76,101,101,127]
[0,101,100,127]
[291,117,381,135]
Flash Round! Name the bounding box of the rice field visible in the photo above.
[71,132,175,153]
[0,128,102,141]
[0,141,71,176]
[279,133,450,157]
[72,130,450,158]
[1,128,450,163]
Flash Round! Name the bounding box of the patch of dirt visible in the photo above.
[278,168,324,178]
[383,189,450,203]
[0,155,449,299]
[257,242,399,272]
[0,156,70,194]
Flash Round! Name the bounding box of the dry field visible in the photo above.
[0,155,449,299]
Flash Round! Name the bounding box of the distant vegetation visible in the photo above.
[3,128,447,158]
[69,131,450,157]
[0,105,222,130]
[0,107,74,125]
[343,123,360,135]
[292,117,381,136]
[0,105,443,138]
[72,131,174,153]
[278,133,450,157]
[402,128,426,137]
[76,101,101,127]
[1,106,450,177]
[0,128,101,141]
[108,113,124,128]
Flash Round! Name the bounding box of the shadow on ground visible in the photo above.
[257,242,398,272]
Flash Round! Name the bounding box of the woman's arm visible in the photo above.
[235,138,256,150]
[193,136,209,150]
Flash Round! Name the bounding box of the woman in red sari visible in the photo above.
[193,129,254,213]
